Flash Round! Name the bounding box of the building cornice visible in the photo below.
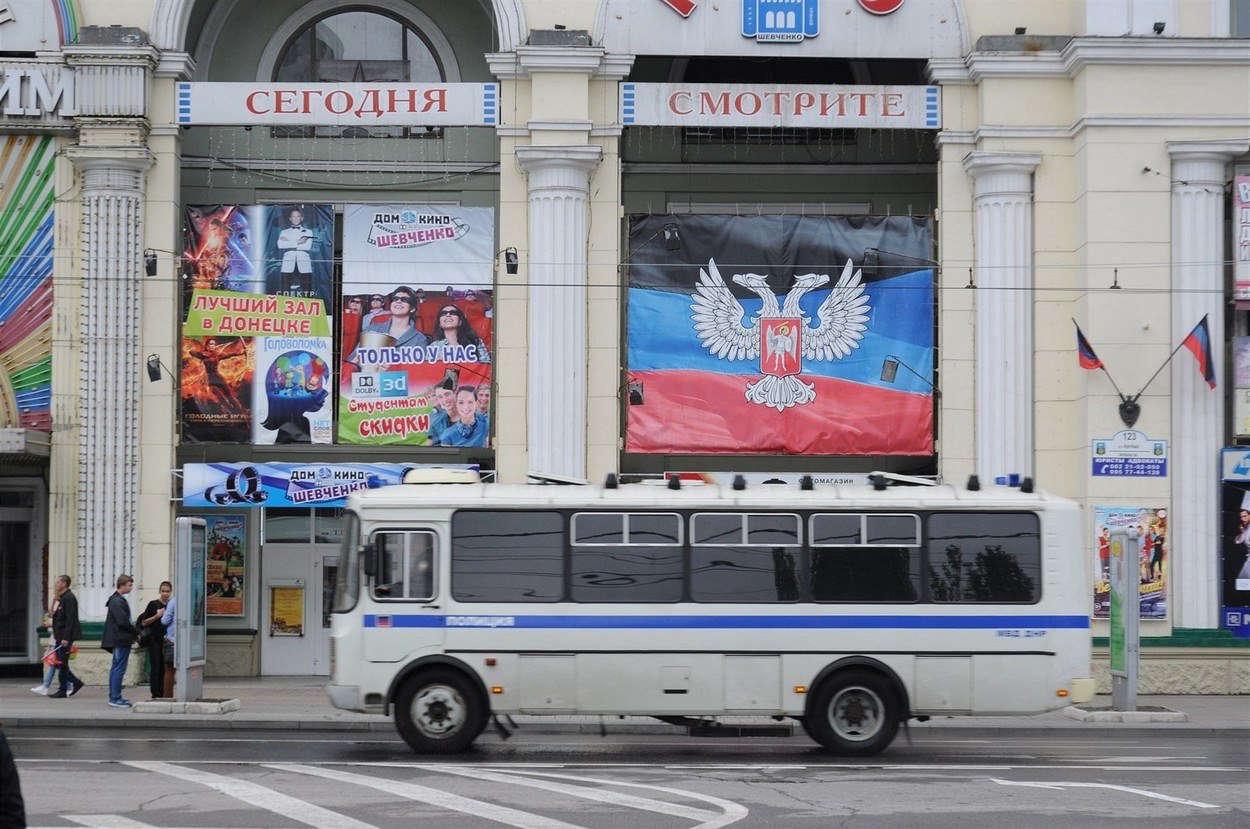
[937,37,1250,84]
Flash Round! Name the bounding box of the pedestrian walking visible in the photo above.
[138,581,171,699]
[30,594,60,695]
[48,575,83,699]
[102,574,139,708]
[160,595,176,699]
[0,727,26,828]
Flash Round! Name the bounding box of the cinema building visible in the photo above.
[0,0,1247,686]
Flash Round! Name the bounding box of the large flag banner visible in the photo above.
[626,214,933,455]
[339,205,494,446]
[1092,507,1168,620]
[181,205,336,443]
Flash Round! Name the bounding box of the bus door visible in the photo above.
[364,529,441,662]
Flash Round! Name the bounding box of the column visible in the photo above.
[1169,140,1250,629]
[516,145,603,480]
[62,30,158,611]
[63,155,153,611]
[963,152,1042,483]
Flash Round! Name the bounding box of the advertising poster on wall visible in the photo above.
[1219,482,1250,637]
[180,205,336,443]
[269,587,304,636]
[339,205,494,446]
[182,462,477,508]
[626,214,934,455]
[198,515,246,616]
[251,335,333,444]
[181,336,253,443]
[1092,507,1168,619]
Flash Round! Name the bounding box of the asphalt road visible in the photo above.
[7,726,1249,828]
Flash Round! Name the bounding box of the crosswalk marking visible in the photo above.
[268,763,587,829]
[123,761,376,829]
[989,778,1220,808]
[62,817,158,829]
[425,764,721,822]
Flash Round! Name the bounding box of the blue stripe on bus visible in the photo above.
[363,614,1090,630]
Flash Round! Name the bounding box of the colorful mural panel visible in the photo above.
[0,135,55,431]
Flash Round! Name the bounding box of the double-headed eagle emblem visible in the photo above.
[691,258,870,411]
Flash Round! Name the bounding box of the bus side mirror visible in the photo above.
[362,543,377,577]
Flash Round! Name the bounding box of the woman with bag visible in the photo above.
[138,581,171,699]
[30,595,60,695]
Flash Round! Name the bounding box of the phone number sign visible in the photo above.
[1092,430,1168,477]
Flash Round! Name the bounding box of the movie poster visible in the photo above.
[202,515,246,616]
[339,205,494,445]
[1220,483,1250,637]
[181,205,335,443]
[626,214,934,455]
[1093,507,1168,619]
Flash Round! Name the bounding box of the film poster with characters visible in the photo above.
[1093,507,1168,620]
[339,205,494,446]
[199,515,246,616]
[180,204,335,444]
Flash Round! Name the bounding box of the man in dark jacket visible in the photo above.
[0,728,25,828]
[48,574,83,699]
[102,574,139,708]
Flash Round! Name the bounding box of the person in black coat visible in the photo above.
[48,575,83,698]
[0,728,25,828]
[138,581,171,699]
[101,574,139,708]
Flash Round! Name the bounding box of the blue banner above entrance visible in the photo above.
[182,462,474,508]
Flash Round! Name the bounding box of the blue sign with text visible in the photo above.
[742,0,818,42]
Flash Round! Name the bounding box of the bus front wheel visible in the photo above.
[394,669,487,754]
[806,670,900,756]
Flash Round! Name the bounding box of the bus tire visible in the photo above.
[805,669,900,756]
[394,669,487,754]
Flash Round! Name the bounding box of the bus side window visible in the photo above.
[408,532,435,600]
[373,533,405,599]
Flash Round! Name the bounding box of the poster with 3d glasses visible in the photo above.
[339,205,494,446]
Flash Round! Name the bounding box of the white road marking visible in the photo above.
[990,778,1220,809]
[424,764,737,826]
[500,768,750,829]
[267,763,587,829]
[62,817,158,828]
[123,761,376,829]
[1078,756,1207,763]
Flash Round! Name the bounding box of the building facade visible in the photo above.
[1,0,1248,688]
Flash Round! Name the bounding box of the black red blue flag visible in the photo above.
[1075,325,1103,370]
[1182,315,1217,389]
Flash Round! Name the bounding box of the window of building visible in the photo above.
[272,9,444,138]
[1235,0,1250,37]
[452,511,564,601]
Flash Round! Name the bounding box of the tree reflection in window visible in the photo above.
[927,513,1040,603]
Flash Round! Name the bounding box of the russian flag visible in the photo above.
[625,215,934,456]
[1075,324,1103,370]
[1182,315,1217,389]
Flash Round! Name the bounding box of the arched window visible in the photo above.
[268,6,455,138]
[274,10,443,84]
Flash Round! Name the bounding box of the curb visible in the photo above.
[1060,704,1189,723]
[2,715,1246,736]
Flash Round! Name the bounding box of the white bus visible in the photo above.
[327,472,1094,755]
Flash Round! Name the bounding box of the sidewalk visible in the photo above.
[1,676,1246,734]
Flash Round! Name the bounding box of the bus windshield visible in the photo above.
[332,510,360,613]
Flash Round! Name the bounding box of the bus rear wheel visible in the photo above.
[394,669,487,754]
[806,670,900,756]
